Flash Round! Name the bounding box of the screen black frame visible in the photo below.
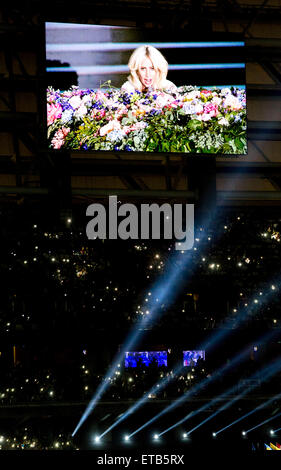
[39,17,248,159]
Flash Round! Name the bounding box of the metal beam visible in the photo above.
[0,185,196,199]
[247,121,281,140]
[1,185,281,204]
[3,156,281,178]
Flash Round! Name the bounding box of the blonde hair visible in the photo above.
[127,45,168,91]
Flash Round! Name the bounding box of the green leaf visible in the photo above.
[187,119,203,131]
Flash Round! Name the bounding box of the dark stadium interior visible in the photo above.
[1,0,281,461]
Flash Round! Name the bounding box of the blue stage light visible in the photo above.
[244,410,281,435]
[214,390,281,436]
[186,355,281,436]
[126,329,278,439]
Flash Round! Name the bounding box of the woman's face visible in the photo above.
[137,56,156,89]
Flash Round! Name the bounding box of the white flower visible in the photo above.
[198,113,212,122]
[74,105,87,119]
[106,98,119,109]
[194,103,204,113]
[106,130,125,142]
[60,109,73,124]
[218,117,230,126]
[100,119,121,136]
[184,90,200,100]
[223,95,242,110]
[69,95,82,109]
[212,96,222,106]
[182,101,203,115]
[81,94,92,105]
[221,88,232,96]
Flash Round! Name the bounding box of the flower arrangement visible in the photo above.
[46,83,247,154]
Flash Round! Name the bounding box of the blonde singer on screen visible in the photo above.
[121,45,177,94]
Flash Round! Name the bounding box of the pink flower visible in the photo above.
[115,105,128,119]
[95,90,107,102]
[203,102,218,117]
[167,100,179,109]
[123,121,147,134]
[122,126,131,135]
[51,127,70,149]
[61,127,70,138]
[47,102,62,126]
[155,93,174,109]
[92,108,106,120]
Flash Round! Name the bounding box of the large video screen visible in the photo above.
[45,22,247,155]
[183,350,205,366]
[125,351,168,368]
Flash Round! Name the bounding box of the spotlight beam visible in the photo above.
[98,261,281,441]
[72,215,224,437]
[158,410,197,437]
[99,269,280,439]
[72,304,166,437]
[72,199,280,437]
[272,426,281,433]
[245,411,281,434]
[214,390,281,436]
[97,274,274,435]
[157,330,279,437]
[126,278,281,438]
[186,354,281,436]
[128,329,278,439]
[98,368,179,439]
[126,276,280,437]
[72,249,195,436]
